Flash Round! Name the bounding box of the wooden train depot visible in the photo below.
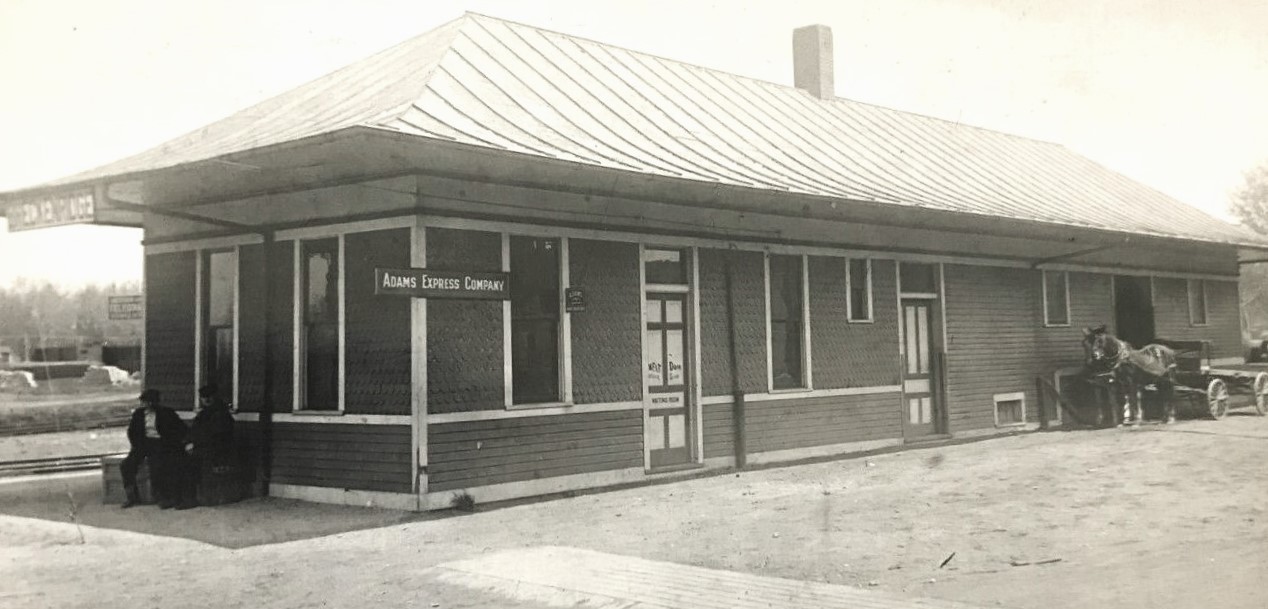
[4,14,1268,510]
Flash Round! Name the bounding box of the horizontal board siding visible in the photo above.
[268,423,412,493]
[570,239,641,404]
[810,257,901,389]
[744,393,902,453]
[699,249,768,396]
[426,228,504,413]
[1036,271,1112,368]
[1153,278,1241,358]
[944,265,1042,431]
[344,229,412,415]
[145,251,196,411]
[428,410,642,491]
[702,403,735,459]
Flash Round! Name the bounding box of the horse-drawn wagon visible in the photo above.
[1152,339,1268,420]
[1063,328,1268,428]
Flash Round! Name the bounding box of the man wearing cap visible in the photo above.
[121,389,190,509]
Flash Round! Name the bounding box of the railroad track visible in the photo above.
[0,413,131,438]
[0,454,110,477]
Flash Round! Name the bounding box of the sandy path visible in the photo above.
[2,415,1266,609]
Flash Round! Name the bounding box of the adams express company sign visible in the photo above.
[375,268,510,300]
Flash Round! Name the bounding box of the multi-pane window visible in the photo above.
[847,258,872,322]
[1188,279,1208,325]
[301,238,339,410]
[769,254,805,390]
[203,250,236,400]
[1043,271,1070,326]
[510,236,561,405]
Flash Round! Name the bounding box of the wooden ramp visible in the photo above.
[431,546,1000,609]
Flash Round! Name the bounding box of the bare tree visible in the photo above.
[1232,161,1268,343]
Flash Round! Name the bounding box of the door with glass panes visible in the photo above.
[644,292,691,468]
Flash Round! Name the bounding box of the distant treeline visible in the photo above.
[0,280,143,357]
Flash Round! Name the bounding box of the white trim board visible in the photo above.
[270,483,419,511]
[144,234,264,255]
[144,214,1241,281]
[274,216,414,241]
[418,215,1239,280]
[700,386,901,405]
[233,412,411,425]
[428,401,643,424]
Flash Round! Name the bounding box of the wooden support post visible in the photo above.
[1035,377,1049,430]
[725,250,746,469]
[259,230,275,496]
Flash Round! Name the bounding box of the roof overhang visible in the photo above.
[3,126,1263,274]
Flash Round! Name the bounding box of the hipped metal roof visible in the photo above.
[9,13,1265,248]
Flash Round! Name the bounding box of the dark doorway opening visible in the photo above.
[1114,275,1155,348]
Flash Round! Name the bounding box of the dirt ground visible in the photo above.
[2,414,1266,609]
[0,428,128,462]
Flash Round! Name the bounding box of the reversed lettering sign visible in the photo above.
[375,267,510,300]
[107,295,144,320]
[5,189,97,232]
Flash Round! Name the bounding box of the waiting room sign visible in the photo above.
[375,267,510,300]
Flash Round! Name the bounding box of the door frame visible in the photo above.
[897,262,947,438]
[639,244,702,471]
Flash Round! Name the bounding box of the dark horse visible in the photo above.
[1082,325,1179,426]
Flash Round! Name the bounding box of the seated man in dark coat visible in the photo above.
[187,384,237,503]
[122,389,191,509]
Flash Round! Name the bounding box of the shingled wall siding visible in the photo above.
[698,249,768,397]
[236,244,265,412]
[345,229,412,415]
[1152,278,1241,359]
[569,239,642,404]
[427,410,643,492]
[809,257,901,389]
[426,227,504,413]
[236,241,294,413]
[264,422,412,493]
[145,251,196,411]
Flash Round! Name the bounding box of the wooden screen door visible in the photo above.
[645,293,692,468]
[902,299,940,438]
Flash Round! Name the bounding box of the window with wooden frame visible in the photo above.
[846,258,872,322]
[510,236,562,405]
[1042,271,1070,327]
[1188,279,1208,326]
[201,249,236,404]
[768,254,806,390]
[300,238,340,411]
[994,392,1026,427]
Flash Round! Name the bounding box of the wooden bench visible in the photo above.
[101,454,153,505]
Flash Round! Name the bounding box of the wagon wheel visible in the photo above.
[1207,378,1230,420]
[1254,372,1268,416]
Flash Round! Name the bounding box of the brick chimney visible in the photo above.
[793,24,834,99]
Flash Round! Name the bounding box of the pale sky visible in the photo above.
[1,0,1266,288]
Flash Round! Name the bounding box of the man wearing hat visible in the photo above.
[121,389,191,509]
[187,384,238,504]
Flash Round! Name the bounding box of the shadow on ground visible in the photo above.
[0,473,444,549]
